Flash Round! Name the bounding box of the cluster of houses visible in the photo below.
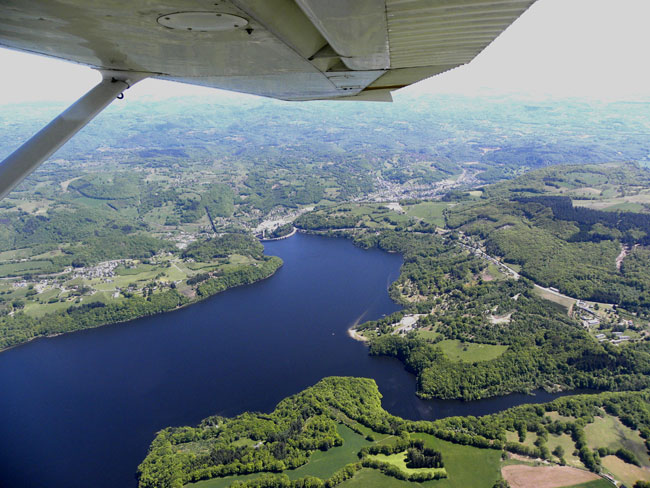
[12,278,63,295]
[166,231,198,250]
[360,171,475,202]
[12,277,89,304]
[393,314,421,335]
[595,331,631,344]
[576,300,636,345]
[72,260,128,280]
[576,301,601,329]
[11,259,135,304]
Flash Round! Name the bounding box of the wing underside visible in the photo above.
[0,0,537,101]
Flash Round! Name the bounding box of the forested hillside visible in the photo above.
[448,164,650,311]
[294,163,650,401]
[138,377,650,488]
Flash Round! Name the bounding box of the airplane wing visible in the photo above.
[0,0,537,198]
[1,0,537,101]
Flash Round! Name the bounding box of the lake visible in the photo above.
[0,233,575,488]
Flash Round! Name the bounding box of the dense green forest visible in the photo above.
[138,377,650,488]
[447,167,650,312]
[294,167,650,400]
[355,230,650,400]
[182,234,264,261]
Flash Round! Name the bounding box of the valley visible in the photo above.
[1,95,650,487]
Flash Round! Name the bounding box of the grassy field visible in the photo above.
[505,431,539,450]
[340,432,503,488]
[483,263,509,281]
[548,432,583,467]
[601,455,650,486]
[286,425,370,480]
[24,299,72,317]
[23,291,123,318]
[437,339,508,362]
[338,468,433,488]
[189,472,263,488]
[115,263,157,276]
[404,202,449,227]
[573,192,650,213]
[367,452,446,476]
[0,260,53,277]
[564,480,614,488]
[533,285,575,311]
[585,415,649,468]
[231,438,257,448]
[0,248,31,261]
[412,434,501,488]
[605,201,646,212]
[416,329,441,341]
[11,198,54,215]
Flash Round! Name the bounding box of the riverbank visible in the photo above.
[259,226,297,241]
[140,378,646,488]
[347,326,369,342]
[0,256,283,353]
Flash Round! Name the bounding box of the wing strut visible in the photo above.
[0,70,148,200]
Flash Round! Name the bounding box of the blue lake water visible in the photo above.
[0,233,576,488]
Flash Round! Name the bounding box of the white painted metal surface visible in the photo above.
[386,0,536,69]
[0,0,537,100]
[295,0,390,70]
[157,12,248,32]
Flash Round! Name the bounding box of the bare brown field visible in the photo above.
[502,465,600,488]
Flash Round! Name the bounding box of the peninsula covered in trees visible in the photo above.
[295,163,650,401]
[138,377,650,488]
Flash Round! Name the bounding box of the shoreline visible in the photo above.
[0,258,283,354]
[260,226,298,242]
[347,326,369,343]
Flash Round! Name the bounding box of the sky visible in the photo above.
[0,0,650,105]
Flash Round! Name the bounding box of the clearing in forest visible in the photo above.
[437,339,508,362]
